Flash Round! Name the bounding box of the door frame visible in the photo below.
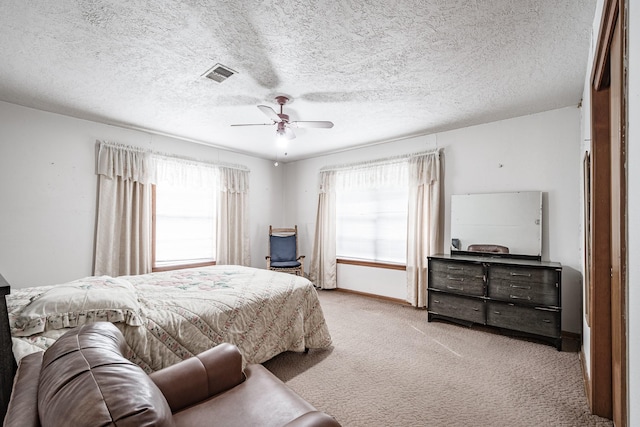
[587,0,628,424]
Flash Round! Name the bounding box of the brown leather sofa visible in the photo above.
[3,322,340,427]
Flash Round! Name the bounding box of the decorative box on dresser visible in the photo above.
[427,253,562,350]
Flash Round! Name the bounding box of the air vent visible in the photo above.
[202,63,237,83]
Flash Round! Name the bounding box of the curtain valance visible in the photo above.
[320,149,439,191]
[96,141,250,189]
[155,157,217,189]
[97,142,156,185]
[219,167,250,194]
[409,151,440,185]
[318,170,336,194]
[335,161,408,190]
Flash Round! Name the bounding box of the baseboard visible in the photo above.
[580,346,593,411]
[333,288,410,306]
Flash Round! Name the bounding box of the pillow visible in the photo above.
[13,276,144,337]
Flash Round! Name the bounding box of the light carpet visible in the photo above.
[263,290,613,427]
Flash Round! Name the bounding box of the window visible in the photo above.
[313,151,439,297]
[153,184,216,269]
[152,158,218,271]
[336,184,408,264]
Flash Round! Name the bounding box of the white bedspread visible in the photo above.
[7,265,332,372]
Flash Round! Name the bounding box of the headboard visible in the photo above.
[0,274,16,424]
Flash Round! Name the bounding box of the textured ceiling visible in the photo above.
[0,1,596,162]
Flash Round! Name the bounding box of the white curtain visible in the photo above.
[216,167,251,266]
[94,142,155,277]
[406,151,442,307]
[309,171,337,289]
[155,156,217,188]
[334,159,408,190]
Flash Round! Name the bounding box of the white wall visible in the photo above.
[627,0,639,423]
[0,100,586,334]
[0,101,283,288]
[286,107,583,333]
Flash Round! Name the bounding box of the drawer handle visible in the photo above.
[446,285,464,291]
[509,284,531,290]
[447,266,463,270]
[535,307,558,312]
[433,300,440,303]
[472,308,479,312]
[493,311,501,315]
[446,276,465,282]
[542,319,551,323]
[510,295,531,301]
[510,272,532,277]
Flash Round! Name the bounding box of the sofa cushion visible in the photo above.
[37,322,174,427]
[270,235,297,262]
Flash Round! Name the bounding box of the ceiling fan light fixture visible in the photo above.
[276,127,288,147]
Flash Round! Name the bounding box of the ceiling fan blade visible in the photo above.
[230,123,273,127]
[257,105,282,122]
[289,120,334,129]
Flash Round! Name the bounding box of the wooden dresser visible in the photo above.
[427,253,562,350]
[0,275,16,424]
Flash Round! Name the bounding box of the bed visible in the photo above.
[1,265,332,375]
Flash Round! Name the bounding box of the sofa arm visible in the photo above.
[284,411,341,427]
[4,352,43,427]
[149,343,245,413]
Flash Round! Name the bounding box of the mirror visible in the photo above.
[450,191,542,258]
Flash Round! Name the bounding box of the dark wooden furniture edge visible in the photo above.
[0,274,16,424]
[434,253,560,269]
[450,250,542,262]
[427,311,563,350]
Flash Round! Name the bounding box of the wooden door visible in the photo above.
[608,14,627,427]
[588,0,627,424]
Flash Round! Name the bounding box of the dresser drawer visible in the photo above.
[487,266,559,306]
[429,260,484,296]
[486,301,560,338]
[428,292,485,324]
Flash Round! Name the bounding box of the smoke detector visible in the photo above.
[202,63,237,83]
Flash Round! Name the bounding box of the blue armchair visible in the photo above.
[266,225,305,276]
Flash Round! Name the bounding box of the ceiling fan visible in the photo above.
[231,95,333,140]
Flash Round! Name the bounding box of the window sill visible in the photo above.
[336,258,406,271]
[152,260,216,273]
